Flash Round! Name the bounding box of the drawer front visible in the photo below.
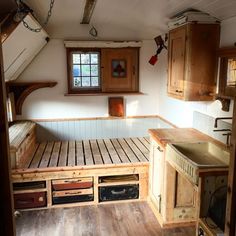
[14,192,47,209]
[53,194,94,205]
[52,188,93,197]
[52,177,93,190]
[99,184,139,202]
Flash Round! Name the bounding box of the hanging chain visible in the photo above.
[17,0,55,33]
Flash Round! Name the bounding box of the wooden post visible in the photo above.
[225,99,236,236]
[0,33,15,235]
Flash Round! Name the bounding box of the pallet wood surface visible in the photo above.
[18,137,150,170]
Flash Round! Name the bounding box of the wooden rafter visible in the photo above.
[81,0,97,24]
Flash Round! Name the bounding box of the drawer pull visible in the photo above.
[111,189,126,195]
[25,133,30,138]
[38,197,44,202]
[64,180,82,183]
[65,191,82,195]
[16,198,34,204]
[175,90,183,93]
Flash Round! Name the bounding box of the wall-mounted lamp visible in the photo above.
[149,35,167,65]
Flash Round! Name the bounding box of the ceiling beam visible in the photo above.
[81,0,97,24]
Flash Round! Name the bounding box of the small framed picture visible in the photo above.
[111,60,127,78]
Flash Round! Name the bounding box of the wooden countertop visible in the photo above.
[149,128,228,150]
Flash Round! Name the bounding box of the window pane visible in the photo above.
[91,77,99,87]
[81,65,90,76]
[82,77,91,87]
[73,65,81,76]
[74,77,81,87]
[81,54,90,64]
[91,65,98,76]
[91,54,98,64]
[73,54,80,64]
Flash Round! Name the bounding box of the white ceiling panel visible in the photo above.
[24,0,236,40]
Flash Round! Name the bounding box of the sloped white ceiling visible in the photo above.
[25,0,236,40]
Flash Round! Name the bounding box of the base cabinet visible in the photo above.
[149,138,165,215]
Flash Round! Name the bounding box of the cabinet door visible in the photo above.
[149,140,164,214]
[101,48,139,92]
[168,26,186,97]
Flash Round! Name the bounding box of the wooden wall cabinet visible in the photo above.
[168,23,220,101]
[101,48,139,92]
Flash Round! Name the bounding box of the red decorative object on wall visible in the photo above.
[108,97,124,117]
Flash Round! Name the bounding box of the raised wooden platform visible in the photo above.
[11,137,150,210]
[16,137,150,170]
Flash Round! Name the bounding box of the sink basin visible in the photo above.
[166,142,229,184]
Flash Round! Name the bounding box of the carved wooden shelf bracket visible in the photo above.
[6,82,57,115]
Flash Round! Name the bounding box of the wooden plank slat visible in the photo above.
[30,142,47,168]
[39,142,54,168]
[97,139,112,164]
[90,140,103,165]
[117,139,140,163]
[143,137,150,143]
[83,140,94,165]
[138,137,150,150]
[111,139,130,163]
[22,143,39,168]
[58,141,68,167]
[103,139,121,164]
[125,138,148,162]
[76,140,85,166]
[131,138,149,160]
[49,142,61,167]
[68,141,76,166]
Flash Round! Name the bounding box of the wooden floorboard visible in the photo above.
[26,137,150,169]
[16,202,195,236]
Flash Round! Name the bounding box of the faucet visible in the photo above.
[214,117,232,128]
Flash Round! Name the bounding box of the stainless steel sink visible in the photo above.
[166,142,229,184]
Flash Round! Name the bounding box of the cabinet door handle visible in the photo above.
[157,146,163,152]
[175,90,183,93]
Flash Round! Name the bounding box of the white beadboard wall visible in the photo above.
[36,117,173,142]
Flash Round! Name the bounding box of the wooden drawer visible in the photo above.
[52,177,93,190]
[52,188,93,197]
[14,192,47,209]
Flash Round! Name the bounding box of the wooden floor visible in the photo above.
[16,202,195,236]
[21,137,150,169]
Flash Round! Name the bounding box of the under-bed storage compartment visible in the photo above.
[14,192,47,209]
[52,177,94,205]
[99,184,139,202]
[98,174,139,202]
[13,181,47,209]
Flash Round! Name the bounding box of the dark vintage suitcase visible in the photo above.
[52,177,93,191]
[99,184,139,202]
[14,192,47,209]
[52,194,94,204]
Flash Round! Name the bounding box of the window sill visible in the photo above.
[64,92,145,96]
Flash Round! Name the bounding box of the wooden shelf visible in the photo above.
[64,92,144,96]
[6,81,57,115]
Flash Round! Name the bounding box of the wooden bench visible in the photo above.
[9,121,36,169]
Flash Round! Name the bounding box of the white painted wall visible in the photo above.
[17,16,236,126]
[17,40,159,119]
[155,17,236,127]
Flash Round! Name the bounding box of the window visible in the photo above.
[67,49,101,93]
[66,47,139,94]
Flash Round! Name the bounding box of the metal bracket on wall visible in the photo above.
[216,96,231,112]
